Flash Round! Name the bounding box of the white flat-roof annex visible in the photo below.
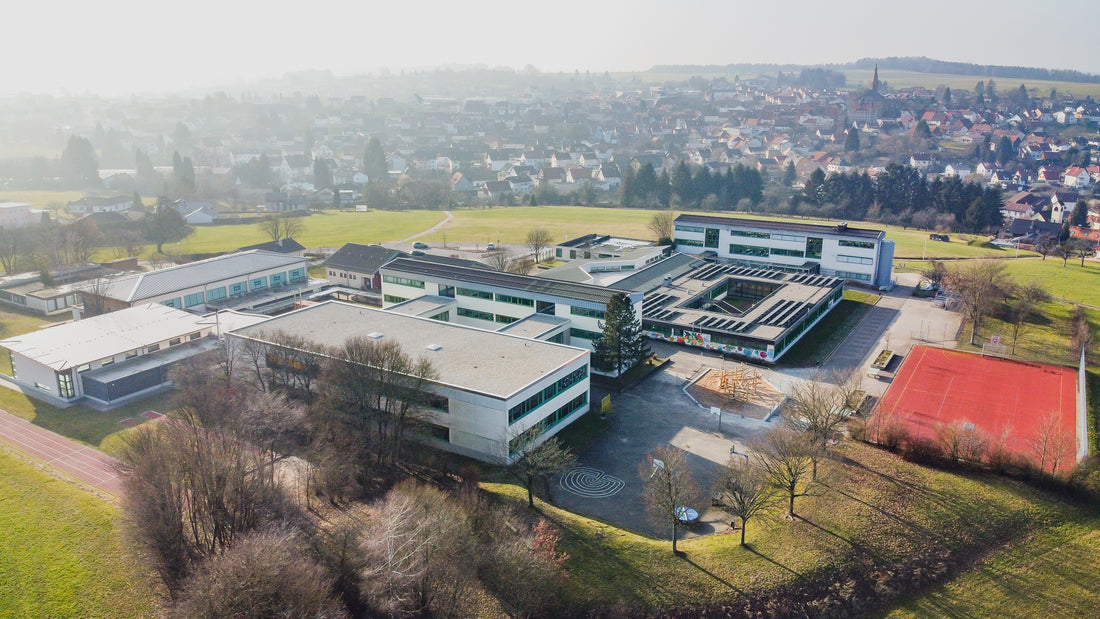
[230,300,589,400]
[0,304,210,371]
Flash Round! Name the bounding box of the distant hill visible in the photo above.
[650,56,1100,84]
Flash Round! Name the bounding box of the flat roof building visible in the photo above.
[379,258,643,354]
[77,250,324,316]
[230,301,592,463]
[673,214,894,288]
[640,263,845,363]
[0,304,267,407]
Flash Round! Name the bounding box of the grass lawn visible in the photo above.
[90,209,448,260]
[0,451,156,618]
[896,257,1100,307]
[883,511,1100,618]
[779,289,879,366]
[483,440,1100,613]
[842,68,1100,100]
[0,190,88,212]
[419,206,660,245]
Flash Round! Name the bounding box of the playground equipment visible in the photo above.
[718,365,763,401]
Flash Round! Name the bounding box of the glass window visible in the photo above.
[184,292,205,307]
[456,287,493,299]
[704,228,720,248]
[57,371,75,399]
[206,287,227,301]
[382,275,425,288]
[838,239,875,249]
[251,276,268,290]
[495,293,534,307]
[806,237,823,259]
[570,306,605,319]
[456,307,494,321]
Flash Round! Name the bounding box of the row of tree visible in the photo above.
[800,164,1005,233]
[621,161,765,210]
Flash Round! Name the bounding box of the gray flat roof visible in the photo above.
[0,304,209,370]
[386,295,456,317]
[230,301,588,400]
[675,214,884,240]
[88,250,307,302]
[643,265,843,343]
[496,313,570,339]
[383,258,627,305]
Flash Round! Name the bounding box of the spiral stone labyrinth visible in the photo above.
[559,467,625,498]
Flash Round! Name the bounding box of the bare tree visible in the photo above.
[360,481,479,618]
[317,336,438,479]
[783,373,858,479]
[118,409,301,595]
[751,428,815,518]
[258,213,305,242]
[1009,281,1050,354]
[648,210,676,243]
[1030,411,1074,474]
[0,227,21,274]
[1070,304,1094,361]
[526,227,552,264]
[168,528,346,619]
[639,445,700,554]
[506,430,576,508]
[713,457,777,546]
[77,275,112,317]
[945,260,1009,345]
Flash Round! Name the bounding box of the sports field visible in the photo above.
[878,345,1079,467]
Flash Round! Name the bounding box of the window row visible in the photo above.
[508,364,588,423]
[508,392,588,454]
[570,306,605,319]
[838,239,875,249]
[382,275,425,288]
[836,254,874,265]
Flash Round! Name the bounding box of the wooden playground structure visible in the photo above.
[718,365,764,402]
[687,363,785,421]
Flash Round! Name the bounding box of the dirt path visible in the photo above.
[0,408,122,497]
[399,210,453,242]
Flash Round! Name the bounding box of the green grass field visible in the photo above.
[0,450,155,618]
[0,190,87,211]
[843,69,1100,100]
[884,510,1100,617]
[485,441,1100,613]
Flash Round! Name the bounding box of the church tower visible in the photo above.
[871,64,880,92]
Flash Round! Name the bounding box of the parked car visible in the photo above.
[413,242,429,249]
[411,250,426,256]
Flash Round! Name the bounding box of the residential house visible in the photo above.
[324,242,406,305]
[1063,166,1091,188]
[66,196,132,215]
[0,202,38,229]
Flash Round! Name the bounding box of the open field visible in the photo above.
[884,511,1100,617]
[84,205,1037,264]
[484,440,1100,613]
[0,450,155,618]
[897,257,1100,307]
[0,190,87,212]
[844,69,1100,100]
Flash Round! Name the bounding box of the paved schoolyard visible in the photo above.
[554,363,776,538]
[0,408,123,496]
[553,272,962,538]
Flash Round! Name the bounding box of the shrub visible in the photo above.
[901,437,945,467]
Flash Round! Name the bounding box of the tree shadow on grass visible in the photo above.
[745,545,801,577]
[679,554,745,595]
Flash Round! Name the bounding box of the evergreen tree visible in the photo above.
[1071,201,1089,227]
[915,120,932,139]
[671,161,693,206]
[363,136,388,184]
[60,135,99,187]
[844,128,860,152]
[313,159,333,190]
[943,87,952,105]
[142,200,193,253]
[783,160,797,186]
[634,163,658,206]
[592,293,650,377]
[656,170,672,208]
[996,136,1015,165]
[620,165,637,207]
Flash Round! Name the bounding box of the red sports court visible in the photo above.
[877,345,1079,468]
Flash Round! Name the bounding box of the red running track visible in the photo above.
[0,408,122,496]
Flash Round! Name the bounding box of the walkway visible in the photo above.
[399,210,453,242]
[0,408,122,496]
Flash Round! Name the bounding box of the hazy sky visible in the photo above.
[5,0,1098,96]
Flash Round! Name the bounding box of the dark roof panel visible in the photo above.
[674,214,884,240]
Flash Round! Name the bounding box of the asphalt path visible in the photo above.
[0,408,122,496]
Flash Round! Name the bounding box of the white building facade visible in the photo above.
[378,258,644,351]
[672,214,894,288]
[230,302,592,463]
